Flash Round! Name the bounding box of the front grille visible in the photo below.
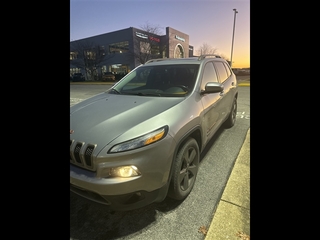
[70,140,96,170]
[70,140,73,162]
[84,146,94,166]
[74,143,83,164]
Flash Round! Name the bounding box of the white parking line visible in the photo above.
[236,111,250,119]
[70,98,84,106]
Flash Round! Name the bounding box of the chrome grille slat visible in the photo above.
[70,140,96,170]
[74,143,83,164]
[84,145,94,166]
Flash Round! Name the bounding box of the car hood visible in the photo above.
[70,93,183,147]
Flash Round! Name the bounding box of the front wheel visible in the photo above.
[168,138,200,200]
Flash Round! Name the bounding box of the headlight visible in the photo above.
[109,126,168,153]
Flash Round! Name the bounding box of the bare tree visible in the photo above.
[218,52,231,64]
[196,43,231,65]
[130,22,165,65]
[139,21,163,35]
[218,53,229,61]
[218,53,231,66]
[70,40,115,81]
[196,43,218,56]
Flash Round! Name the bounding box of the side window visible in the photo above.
[200,62,218,90]
[214,62,228,83]
[224,63,231,78]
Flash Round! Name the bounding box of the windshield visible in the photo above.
[110,64,199,97]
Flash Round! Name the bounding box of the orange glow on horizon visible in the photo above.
[231,57,250,69]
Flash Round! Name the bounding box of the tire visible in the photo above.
[224,97,237,128]
[168,137,200,200]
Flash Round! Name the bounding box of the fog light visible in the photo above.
[112,166,140,178]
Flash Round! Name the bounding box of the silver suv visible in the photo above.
[70,55,238,211]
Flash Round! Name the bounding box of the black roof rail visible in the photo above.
[144,58,175,64]
[198,54,221,60]
[145,57,199,64]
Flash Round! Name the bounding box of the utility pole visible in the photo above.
[230,8,238,67]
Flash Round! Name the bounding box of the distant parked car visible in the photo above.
[70,54,238,211]
[72,73,85,82]
[102,72,116,82]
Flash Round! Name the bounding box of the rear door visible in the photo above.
[200,61,224,144]
[213,61,237,121]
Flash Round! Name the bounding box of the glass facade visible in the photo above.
[109,41,129,54]
[70,27,192,81]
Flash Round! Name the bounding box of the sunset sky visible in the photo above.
[70,0,250,68]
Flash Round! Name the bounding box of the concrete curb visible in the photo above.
[205,128,250,239]
[238,83,250,87]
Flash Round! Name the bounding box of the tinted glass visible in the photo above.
[113,64,199,97]
[214,62,228,82]
[224,63,231,77]
[200,62,218,90]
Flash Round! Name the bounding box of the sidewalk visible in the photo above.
[237,81,250,87]
[205,128,250,240]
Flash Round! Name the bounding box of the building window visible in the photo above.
[140,42,160,55]
[151,45,160,55]
[85,50,96,60]
[70,51,78,60]
[70,68,81,76]
[140,42,150,53]
[99,46,106,56]
[109,41,129,54]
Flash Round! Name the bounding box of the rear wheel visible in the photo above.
[168,138,199,200]
[224,97,237,128]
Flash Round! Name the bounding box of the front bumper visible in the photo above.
[70,181,169,211]
[70,137,175,210]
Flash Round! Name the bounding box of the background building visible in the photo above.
[70,26,194,81]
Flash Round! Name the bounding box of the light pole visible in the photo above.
[230,8,238,68]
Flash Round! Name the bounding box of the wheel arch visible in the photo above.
[167,126,202,184]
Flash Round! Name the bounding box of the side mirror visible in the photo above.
[201,82,224,94]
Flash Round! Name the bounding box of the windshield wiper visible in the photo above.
[122,91,162,97]
[137,92,161,96]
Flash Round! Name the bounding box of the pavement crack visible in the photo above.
[220,199,250,210]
